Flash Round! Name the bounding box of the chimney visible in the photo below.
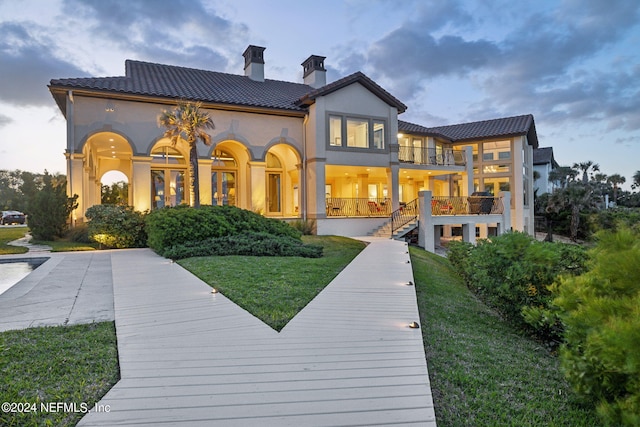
[243,45,266,82]
[302,55,326,89]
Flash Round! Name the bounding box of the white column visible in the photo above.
[418,190,436,253]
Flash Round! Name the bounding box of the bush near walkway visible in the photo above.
[448,232,588,346]
[85,204,147,249]
[553,227,640,426]
[146,205,305,257]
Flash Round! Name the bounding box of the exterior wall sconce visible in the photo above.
[409,321,420,329]
[105,101,115,112]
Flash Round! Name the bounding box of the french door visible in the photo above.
[212,171,236,206]
[267,172,282,214]
[151,169,186,208]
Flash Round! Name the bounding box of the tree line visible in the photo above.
[536,162,640,241]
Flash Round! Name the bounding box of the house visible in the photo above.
[533,147,559,195]
[48,45,538,249]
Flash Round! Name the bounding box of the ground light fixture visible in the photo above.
[211,288,218,294]
[406,281,414,286]
[409,321,420,329]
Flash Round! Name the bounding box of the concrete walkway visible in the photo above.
[1,238,436,426]
[0,251,114,331]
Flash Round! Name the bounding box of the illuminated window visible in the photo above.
[347,118,368,148]
[327,114,386,150]
[329,116,342,146]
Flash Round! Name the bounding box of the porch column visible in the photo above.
[389,143,400,211]
[248,161,267,214]
[306,157,326,219]
[198,159,213,206]
[462,223,476,245]
[418,190,436,253]
[67,154,84,223]
[463,146,473,195]
[131,157,151,213]
[499,191,512,234]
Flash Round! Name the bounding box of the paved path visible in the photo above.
[0,251,114,331]
[79,239,436,426]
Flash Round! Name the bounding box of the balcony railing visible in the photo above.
[325,195,503,218]
[326,197,391,217]
[430,196,504,216]
[398,146,466,166]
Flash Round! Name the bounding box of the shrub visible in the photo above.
[447,231,588,346]
[28,172,78,241]
[145,205,300,254]
[85,205,147,249]
[289,219,316,235]
[65,224,91,243]
[163,231,323,260]
[553,227,640,426]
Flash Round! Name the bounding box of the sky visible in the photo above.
[0,0,639,189]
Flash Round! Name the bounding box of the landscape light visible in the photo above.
[409,321,419,329]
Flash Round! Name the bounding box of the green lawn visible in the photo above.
[410,247,600,427]
[0,236,603,426]
[0,322,119,427]
[179,235,366,331]
[0,227,28,255]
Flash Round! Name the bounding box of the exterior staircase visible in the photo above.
[370,218,418,240]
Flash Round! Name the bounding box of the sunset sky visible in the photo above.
[1,0,638,188]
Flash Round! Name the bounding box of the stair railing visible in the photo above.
[391,198,419,236]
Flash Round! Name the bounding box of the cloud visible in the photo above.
[62,0,249,71]
[355,0,640,132]
[0,113,12,127]
[0,22,88,106]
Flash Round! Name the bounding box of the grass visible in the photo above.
[0,322,120,427]
[31,239,98,252]
[179,235,366,331]
[410,247,600,427]
[0,227,28,255]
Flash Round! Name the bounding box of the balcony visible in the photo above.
[430,195,504,216]
[326,197,391,217]
[398,146,466,167]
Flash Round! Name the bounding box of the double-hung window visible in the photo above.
[328,114,386,150]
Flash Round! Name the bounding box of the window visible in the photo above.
[327,114,386,150]
[483,141,511,161]
[329,115,342,146]
[347,118,368,148]
[373,121,385,149]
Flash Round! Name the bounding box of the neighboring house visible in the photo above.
[48,45,538,246]
[533,147,559,195]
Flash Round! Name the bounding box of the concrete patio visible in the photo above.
[1,238,436,426]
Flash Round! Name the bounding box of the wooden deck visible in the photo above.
[79,239,436,426]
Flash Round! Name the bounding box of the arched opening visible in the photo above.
[81,131,133,211]
[101,170,129,205]
[265,144,301,216]
[150,143,188,209]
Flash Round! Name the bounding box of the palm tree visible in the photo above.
[158,101,215,208]
[573,161,599,184]
[632,170,640,191]
[607,174,626,204]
